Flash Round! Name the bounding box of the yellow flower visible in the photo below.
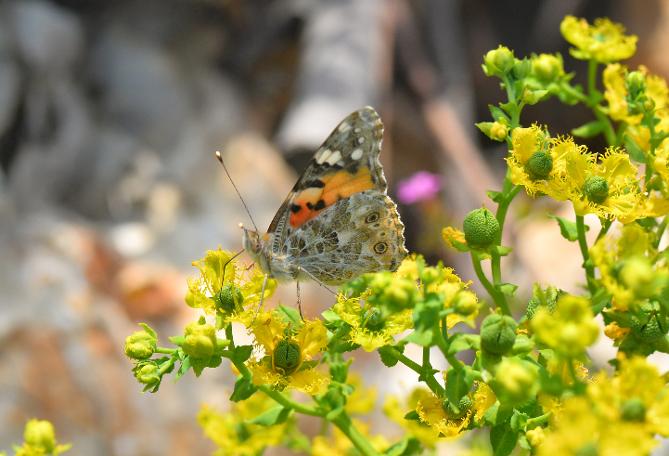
[506,126,555,196]
[415,383,495,438]
[332,294,412,352]
[13,419,71,456]
[560,16,637,63]
[531,294,599,358]
[198,394,288,456]
[185,249,276,325]
[247,312,329,394]
[383,388,440,448]
[537,357,669,456]
[591,224,669,311]
[654,138,669,191]
[442,226,468,252]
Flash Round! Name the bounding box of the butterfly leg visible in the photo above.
[252,273,270,323]
[296,280,304,321]
[298,267,336,296]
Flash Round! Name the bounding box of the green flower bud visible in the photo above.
[235,423,252,442]
[525,151,553,180]
[463,208,500,249]
[480,314,517,355]
[374,277,418,311]
[631,313,667,341]
[626,71,646,99]
[23,419,56,452]
[583,176,609,204]
[483,46,515,76]
[273,339,301,375]
[620,397,646,422]
[512,58,532,80]
[532,53,563,82]
[183,321,217,359]
[453,291,479,316]
[362,307,386,332]
[215,284,243,314]
[136,363,161,386]
[490,122,508,141]
[491,357,539,406]
[124,327,157,360]
[458,395,473,413]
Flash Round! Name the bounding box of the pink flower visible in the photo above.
[396,171,442,204]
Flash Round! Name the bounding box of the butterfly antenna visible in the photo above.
[215,151,260,233]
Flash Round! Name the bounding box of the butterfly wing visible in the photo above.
[281,190,407,285]
[267,107,386,244]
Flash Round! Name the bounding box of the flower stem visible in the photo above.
[575,215,596,294]
[331,414,381,456]
[389,347,445,395]
[586,60,617,146]
[471,252,510,315]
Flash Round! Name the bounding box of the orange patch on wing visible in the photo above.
[288,167,374,228]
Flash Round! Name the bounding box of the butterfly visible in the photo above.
[236,106,407,292]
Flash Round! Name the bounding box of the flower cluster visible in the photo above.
[120,14,669,456]
[2,419,70,456]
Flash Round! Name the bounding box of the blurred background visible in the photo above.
[0,0,668,454]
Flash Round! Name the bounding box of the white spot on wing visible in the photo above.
[338,122,351,132]
[327,150,342,164]
[357,137,365,144]
[354,127,362,133]
[316,148,331,164]
[351,149,363,160]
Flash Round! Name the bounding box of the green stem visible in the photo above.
[437,319,464,370]
[331,415,381,456]
[225,325,235,347]
[471,252,510,315]
[575,215,596,294]
[155,347,177,355]
[525,413,551,429]
[389,347,445,396]
[587,60,617,146]
[596,218,612,241]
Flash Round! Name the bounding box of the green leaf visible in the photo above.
[384,437,422,456]
[404,328,434,347]
[489,105,510,123]
[494,245,513,257]
[490,423,519,456]
[591,288,611,314]
[230,376,257,402]
[403,410,420,421]
[278,305,302,325]
[571,120,605,138]
[448,334,478,354]
[624,133,647,163]
[487,190,504,203]
[321,309,341,322]
[248,406,292,426]
[498,283,518,297]
[231,345,254,364]
[445,367,475,404]
[509,410,529,433]
[378,345,400,367]
[548,214,582,242]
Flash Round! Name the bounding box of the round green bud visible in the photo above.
[378,278,418,311]
[490,122,508,141]
[362,307,386,332]
[532,54,563,82]
[136,363,161,386]
[24,419,56,452]
[458,395,474,413]
[124,330,157,360]
[583,176,609,204]
[215,284,243,314]
[453,291,479,316]
[480,314,518,355]
[463,208,500,249]
[273,339,301,375]
[183,322,217,359]
[484,46,515,76]
[491,357,539,406]
[525,151,553,180]
[621,397,646,422]
[626,71,646,98]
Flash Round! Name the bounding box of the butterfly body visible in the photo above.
[242,107,407,286]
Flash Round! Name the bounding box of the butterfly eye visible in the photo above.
[365,212,380,224]
[373,241,388,254]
